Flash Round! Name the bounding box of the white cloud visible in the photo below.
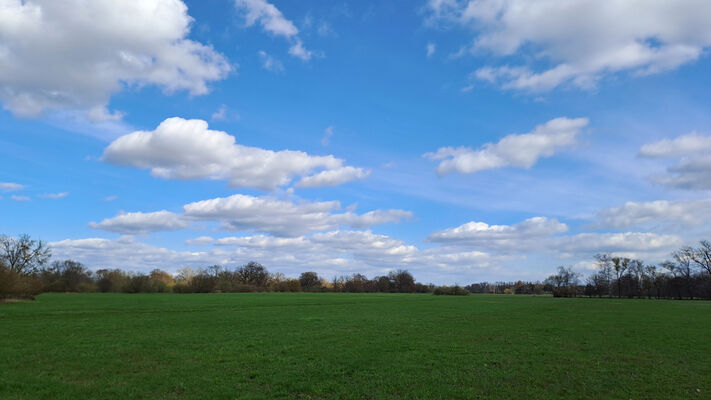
[426,42,436,58]
[10,195,30,202]
[426,0,711,91]
[234,0,315,60]
[288,39,313,61]
[215,235,307,248]
[639,132,711,158]
[183,194,411,237]
[51,236,217,272]
[38,192,68,199]
[102,117,365,190]
[0,0,231,119]
[555,232,683,259]
[0,182,23,191]
[428,217,568,249]
[427,214,683,263]
[104,195,118,202]
[295,166,370,188]
[657,158,711,190]
[49,231,420,277]
[424,117,588,175]
[185,236,215,246]
[321,125,334,146]
[89,210,187,234]
[211,105,227,121]
[639,132,711,190]
[235,0,298,37]
[258,50,285,72]
[597,199,711,229]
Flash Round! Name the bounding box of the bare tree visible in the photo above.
[236,261,269,287]
[673,247,696,299]
[594,253,614,296]
[610,257,630,298]
[299,272,321,291]
[689,240,711,276]
[0,234,51,275]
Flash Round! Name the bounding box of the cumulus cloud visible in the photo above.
[47,230,409,276]
[426,0,711,91]
[639,132,711,158]
[295,167,371,188]
[597,199,711,229]
[234,0,315,60]
[51,236,217,272]
[424,117,588,175]
[49,230,422,277]
[89,210,187,234]
[185,236,215,246]
[428,217,568,249]
[0,182,23,191]
[183,194,411,237]
[640,132,711,190]
[427,214,683,262]
[102,117,367,190]
[0,0,231,119]
[555,232,683,259]
[288,39,314,61]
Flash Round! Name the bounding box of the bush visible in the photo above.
[0,266,42,299]
[172,282,193,293]
[433,285,469,296]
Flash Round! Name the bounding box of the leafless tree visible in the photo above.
[689,240,711,276]
[0,234,51,275]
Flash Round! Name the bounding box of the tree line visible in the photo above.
[2,233,710,299]
[0,234,434,297]
[464,241,711,299]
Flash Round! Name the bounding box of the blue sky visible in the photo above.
[1,0,711,283]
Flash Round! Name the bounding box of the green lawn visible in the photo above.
[1,293,709,399]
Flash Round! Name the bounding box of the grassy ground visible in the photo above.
[1,293,709,399]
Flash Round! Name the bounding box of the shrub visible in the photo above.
[172,282,193,293]
[433,285,469,296]
[0,266,42,299]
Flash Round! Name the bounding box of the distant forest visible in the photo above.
[2,234,710,300]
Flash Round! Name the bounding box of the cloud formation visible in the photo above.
[598,199,711,230]
[428,217,568,250]
[102,118,367,190]
[0,0,231,119]
[89,194,411,237]
[425,117,588,175]
[428,215,682,261]
[426,0,711,91]
[295,167,371,188]
[0,182,24,191]
[640,132,711,190]
[258,50,285,72]
[235,0,314,61]
[89,211,188,234]
[38,192,68,200]
[183,194,411,237]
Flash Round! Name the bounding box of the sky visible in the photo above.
[1,0,711,284]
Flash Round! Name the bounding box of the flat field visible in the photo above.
[1,293,709,399]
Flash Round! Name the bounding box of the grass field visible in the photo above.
[1,293,709,399]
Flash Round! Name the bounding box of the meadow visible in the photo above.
[1,293,709,399]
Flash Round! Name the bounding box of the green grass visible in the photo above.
[1,293,709,399]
